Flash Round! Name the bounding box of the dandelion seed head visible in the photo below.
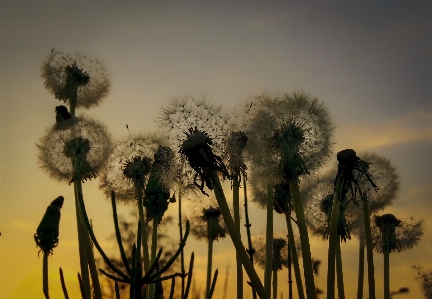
[244,91,335,184]
[253,236,291,270]
[41,50,110,109]
[99,133,169,203]
[37,116,111,184]
[188,198,228,242]
[372,214,424,253]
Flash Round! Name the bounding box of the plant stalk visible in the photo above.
[233,177,243,299]
[43,251,50,299]
[265,183,273,297]
[285,214,305,299]
[336,240,345,299]
[362,201,376,299]
[357,238,365,299]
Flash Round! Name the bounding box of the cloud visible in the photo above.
[336,111,432,151]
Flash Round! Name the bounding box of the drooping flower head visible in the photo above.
[38,116,111,184]
[34,196,64,255]
[245,91,335,184]
[188,198,228,242]
[99,133,169,203]
[372,214,424,253]
[157,94,231,196]
[41,50,110,109]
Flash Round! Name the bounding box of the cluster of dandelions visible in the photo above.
[42,50,110,109]
[37,116,112,184]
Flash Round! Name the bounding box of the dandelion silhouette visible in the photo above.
[38,116,111,184]
[34,196,64,299]
[41,50,110,110]
[372,214,424,299]
[99,133,168,203]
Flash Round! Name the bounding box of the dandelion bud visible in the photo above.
[34,196,64,254]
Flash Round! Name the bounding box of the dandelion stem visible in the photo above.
[148,214,160,299]
[243,174,258,299]
[265,183,274,297]
[43,251,50,299]
[383,228,390,299]
[326,176,341,299]
[336,240,345,299]
[136,184,150,275]
[362,201,376,299]
[178,185,186,298]
[206,237,214,299]
[289,178,316,299]
[357,238,365,299]
[210,169,268,299]
[272,268,278,299]
[285,214,305,299]
[233,177,243,299]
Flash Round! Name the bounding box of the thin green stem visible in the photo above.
[289,178,316,299]
[148,214,160,299]
[357,238,365,299]
[76,181,102,299]
[74,183,91,299]
[336,240,345,299]
[136,184,150,274]
[383,229,390,299]
[210,170,268,299]
[287,240,293,299]
[265,183,273,297]
[43,251,50,299]
[362,201,376,299]
[285,215,305,299]
[243,174,257,299]
[272,268,278,299]
[206,238,214,299]
[327,176,342,299]
[178,185,186,298]
[233,177,243,299]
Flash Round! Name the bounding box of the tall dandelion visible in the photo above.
[372,214,424,299]
[99,133,171,276]
[157,94,268,299]
[245,91,335,299]
[37,115,111,299]
[42,50,110,115]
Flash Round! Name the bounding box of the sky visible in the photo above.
[1,1,432,298]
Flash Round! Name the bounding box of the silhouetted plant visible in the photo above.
[42,50,110,115]
[34,196,64,299]
[372,214,424,299]
[414,266,432,299]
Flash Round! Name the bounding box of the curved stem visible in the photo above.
[289,178,316,299]
[210,170,268,299]
[265,183,273,297]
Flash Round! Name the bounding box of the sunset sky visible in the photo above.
[1,1,432,298]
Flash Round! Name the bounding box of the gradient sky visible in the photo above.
[1,1,432,298]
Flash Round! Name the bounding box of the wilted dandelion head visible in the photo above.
[38,116,111,184]
[41,50,110,109]
[245,91,335,183]
[372,214,424,253]
[302,170,356,242]
[188,198,228,242]
[157,94,231,196]
[99,133,168,203]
